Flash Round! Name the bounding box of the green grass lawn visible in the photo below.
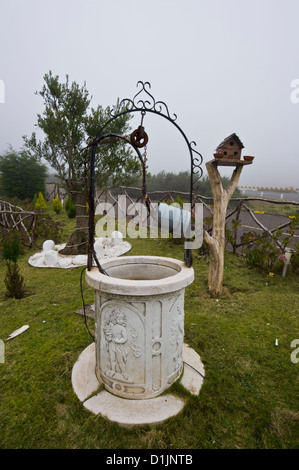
[244,199,299,217]
[0,212,298,449]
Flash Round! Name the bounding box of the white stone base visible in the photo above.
[71,342,205,428]
[28,237,131,269]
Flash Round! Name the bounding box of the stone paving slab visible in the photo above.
[84,391,185,428]
[181,343,205,395]
[72,342,205,427]
[71,343,99,402]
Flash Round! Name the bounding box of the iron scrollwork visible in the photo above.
[190,141,204,191]
[112,81,177,122]
[88,81,204,270]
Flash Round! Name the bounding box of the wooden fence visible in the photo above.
[45,183,67,202]
[0,200,37,247]
[96,186,299,253]
[1,185,298,252]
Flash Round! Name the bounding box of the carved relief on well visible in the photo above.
[167,294,184,384]
[94,289,187,398]
[151,300,163,392]
[96,300,145,389]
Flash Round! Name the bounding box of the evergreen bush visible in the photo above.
[2,234,28,299]
[35,192,47,210]
[65,197,76,219]
[51,194,63,214]
[4,261,29,299]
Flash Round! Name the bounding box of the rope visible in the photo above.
[183,361,205,379]
[80,267,95,342]
[62,240,88,248]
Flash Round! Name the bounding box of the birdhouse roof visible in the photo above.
[216,133,244,150]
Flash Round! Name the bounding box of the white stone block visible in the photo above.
[71,343,99,402]
[34,255,46,267]
[73,255,88,266]
[110,230,123,246]
[44,250,59,266]
[58,257,73,268]
[102,237,112,247]
[181,344,205,395]
[42,240,55,252]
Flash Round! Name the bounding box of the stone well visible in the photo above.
[85,256,194,400]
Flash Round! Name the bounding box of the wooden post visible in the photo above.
[204,159,251,297]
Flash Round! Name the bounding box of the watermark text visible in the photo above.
[95,196,203,250]
[0,340,4,363]
[291,339,299,364]
[106,453,192,467]
[290,79,299,104]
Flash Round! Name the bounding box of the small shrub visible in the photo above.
[65,197,76,219]
[35,192,47,210]
[51,194,63,214]
[2,233,22,262]
[243,216,299,275]
[243,231,285,273]
[4,260,29,299]
[1,233,29,299]
[225,219,242,253]
[175,196,184,208]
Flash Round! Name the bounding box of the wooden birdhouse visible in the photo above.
[215,133,244,160]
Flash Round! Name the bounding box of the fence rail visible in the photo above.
[45,182,67,202]
[0,200,37,247]
[1,186,298,253]
[96,186,299,253]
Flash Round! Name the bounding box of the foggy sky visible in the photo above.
[0,0,299,187]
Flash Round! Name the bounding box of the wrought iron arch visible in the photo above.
[86,81,203,271]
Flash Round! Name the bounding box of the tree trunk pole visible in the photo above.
[59,180,89,256]
[204,160,243,297]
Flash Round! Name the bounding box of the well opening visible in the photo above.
[103,258,180,281]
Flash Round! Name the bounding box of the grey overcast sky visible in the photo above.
[1,0,299,187]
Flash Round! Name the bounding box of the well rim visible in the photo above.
[85,255,194,296]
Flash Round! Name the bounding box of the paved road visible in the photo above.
[203,205,299,253]
[240,189,299,202]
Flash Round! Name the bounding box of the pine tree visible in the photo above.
[4,261,28,299]
[2,234,28,299]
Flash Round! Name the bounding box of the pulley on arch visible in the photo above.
[130,111,149,148]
